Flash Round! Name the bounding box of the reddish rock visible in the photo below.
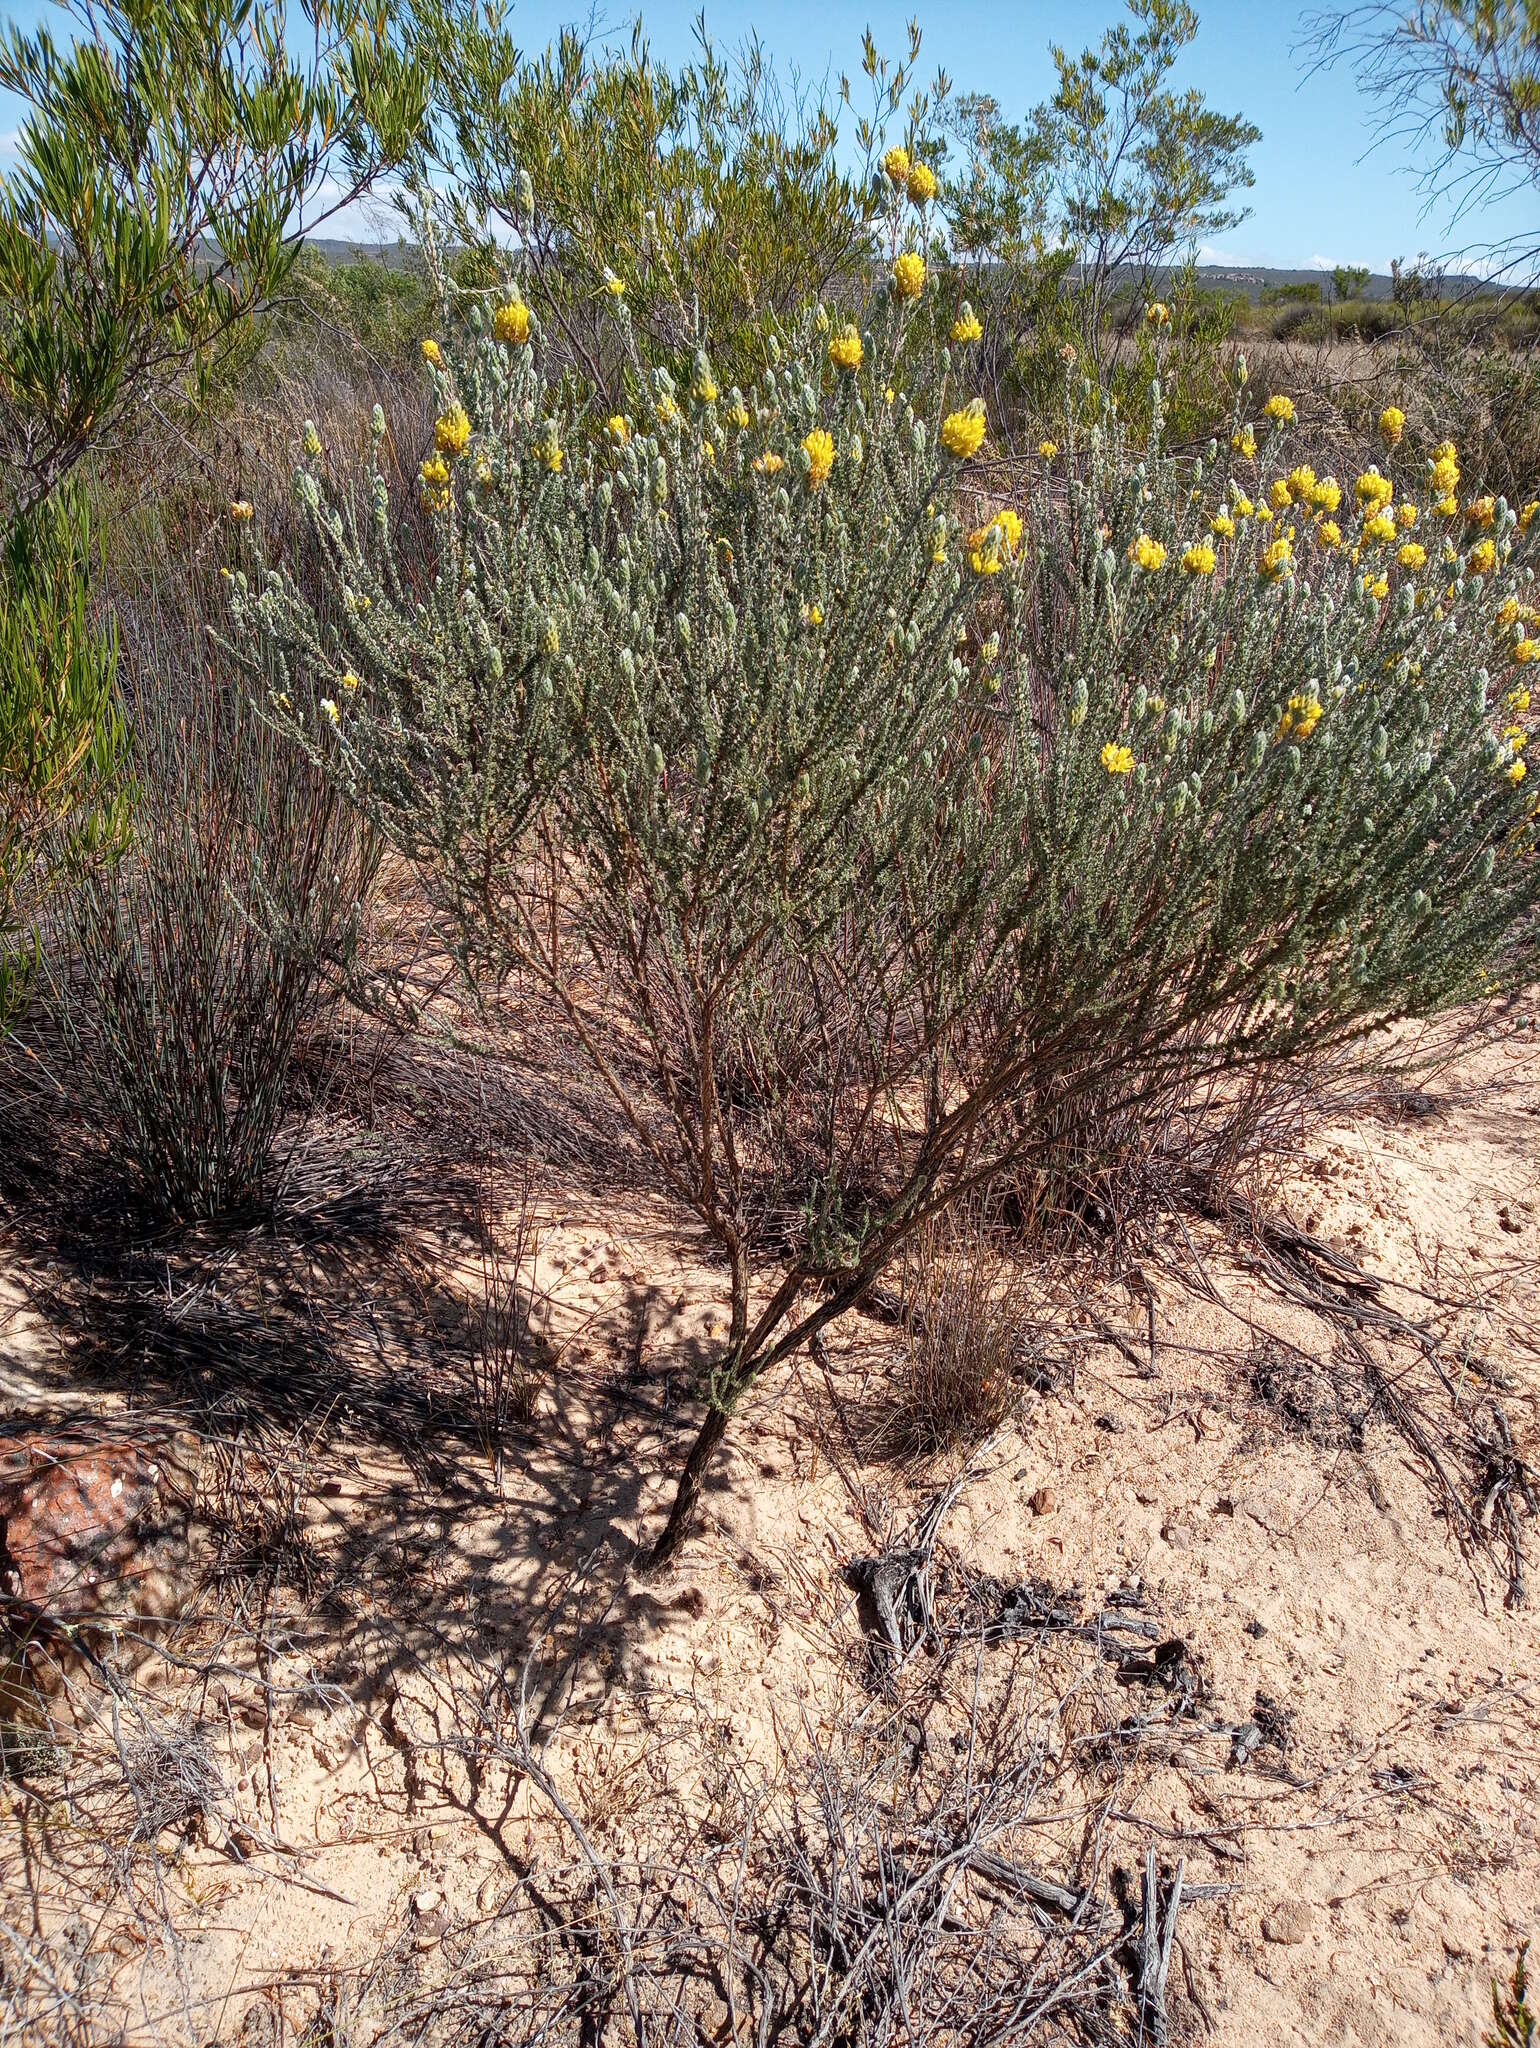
[1,1431,194,1714]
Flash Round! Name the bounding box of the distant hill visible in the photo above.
[295,239,1517,306]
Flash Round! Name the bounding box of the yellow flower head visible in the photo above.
[882,145,911,185]
[1507,758,1528,785]
[1379,404,1405,446]
[1182,541,1217,576]
[802,428,835,487]
[1277,691,1323,741]
[1469,538,1497,577]
[1232,426,1257,460]
[1397,502,1418,529]
[1520,499,1539,532]
[1435,493,1460,518]
[1362,510,1396,544]
[320,697,340,728]
[435,405,471,458]
[1319,519,1343,548]
[607,414,631,444]
[828,324,864,372]
[1145,301,1170,328]
[1101,741,1134,775]
[1259,536,1293,579]
[1516,642,1539,668]
[1355,469,1394,512]
[535,425,564,473]
[1038,439,1058,460]
[1466,495,1496,529]
[419,454,450,507]
[1269,479,1293,511]
[906,161,938,204]
[494,299,531,346]
[754,450,785,475]
[1129,533,1167,572]
[1309,475,1342,514]
[229,499,253,522]
[1232,494,1255,520]
[1430,453,1460,496]
[1263,393,1296,425]
[951,308,983,344]
[940,404,987,460]
[968,527,1003,575]
[1397,540,1427,570]
[341,669,360,694]
[1366,572,1389,600]
[994,507,1023,554]
[421,338,442,366]
[603,270,626,297]
[892,251,926,300]
[1286,465,1316,501]
[1211,512,1236,540]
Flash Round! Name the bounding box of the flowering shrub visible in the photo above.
[233,243,1540,1562]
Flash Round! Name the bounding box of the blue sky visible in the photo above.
[2,0,1537,270]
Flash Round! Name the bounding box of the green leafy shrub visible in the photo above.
[233,215,1540,1564]
[0,494,129,1025]
[61,585,377,1218]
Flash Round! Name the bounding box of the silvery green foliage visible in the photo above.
[989,379,1539,1114]
[234,261,1539,1560]
[230,264,1008,1281]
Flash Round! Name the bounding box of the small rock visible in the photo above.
[412,1887,442,1917]
[412,1909,446,1950]
[1162,1521,1195,1551]
[477,1873,500,1913]
[1029,1486,1057,1518]
[1262,1900,1313,1946]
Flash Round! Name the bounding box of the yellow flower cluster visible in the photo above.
[1355,469,1394,513]
[754,450,784,475]
[1277,692,1322,742]
[494,299,531,346]
[1362,509,1396,544]
[1232,426,1257,460]
[1263,393,1296,425]
[893,251,926,299]
[1129,533,1167,572]
[419,454,450,509]
[1397,540,1427,570]
[607,414,631,445]
[1145,301,1170,327]
[229,499,253,522]
[940,404,986,460]
[435,405,471,457]
[1259,536,1292,579]
[1181,541,1217,576]
[421,338,442,366]
[1211,512,1236,540]
[1379,405,1405,446]
[1469,538,1497,577]
[906,161,937,203]
[828,325,863,372]
[1038,439,1058,460]
[883,145,910,185]
[951,308,983,344]
[1101,742,1134,775]
[803,428,835,487]
[1465,495,1496,529]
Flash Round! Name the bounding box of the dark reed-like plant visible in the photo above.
[60,580,377,1219]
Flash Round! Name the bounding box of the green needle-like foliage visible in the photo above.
[0,492,129,1027]
[236,209,1539,1566]
[0,0,430,524]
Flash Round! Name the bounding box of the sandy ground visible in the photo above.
[2,1006,1538,2046]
